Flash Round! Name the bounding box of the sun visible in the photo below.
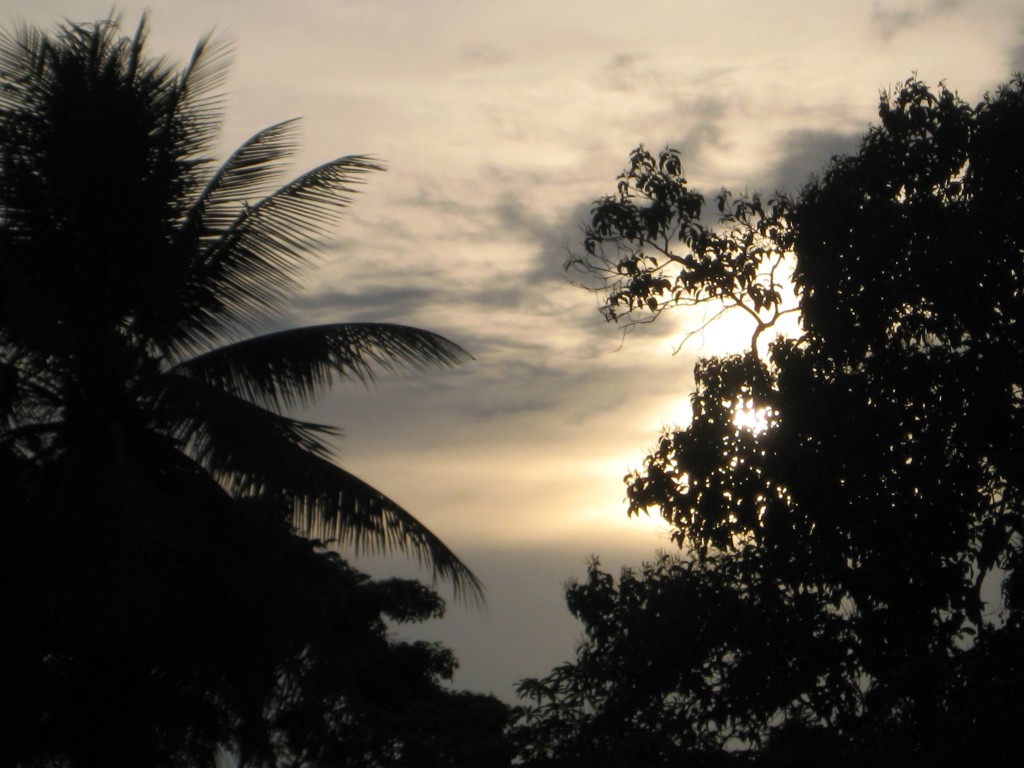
[732,402,772,434]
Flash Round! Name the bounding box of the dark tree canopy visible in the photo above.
[0,14,503,767]
[515,75,1024,766]
[3,494,511,768]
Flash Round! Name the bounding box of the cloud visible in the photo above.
[871,0,964,41]
[601,53,657,94]
[665,97,730,181]
[757,128,864,196]
[1012,24,1024,73]
[459,42,509,68]
[291,285,440,324]
[490,191,556,245]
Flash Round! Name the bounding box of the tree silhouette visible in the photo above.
[515,76,1024,765]
[0,12,480,599]
[3,491,511,767]
[0,13,494,767]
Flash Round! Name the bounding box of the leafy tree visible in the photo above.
[515,75,1024,765]
[4,493,510,768]
[0,13,497,767]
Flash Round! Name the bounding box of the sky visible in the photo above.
[5,0,1023,702]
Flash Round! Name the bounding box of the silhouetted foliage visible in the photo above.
[3,491,511,768]
[568,145,797,356]
[515,75,1024,766]
[0,13,503,767]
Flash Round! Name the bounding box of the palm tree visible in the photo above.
[0,13,480,605]
[0,14,486,765]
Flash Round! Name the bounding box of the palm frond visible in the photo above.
[172,323,472,410]
[156,120,300,356]
[0,22,47,112]
[154,372,482,602]
[154,371,338,464]
[172,155,385,345]
[289,455,484,605]
[164,28,232,167]
[177,120,301,247]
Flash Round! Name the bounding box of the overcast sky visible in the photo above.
[6,0,1023,702]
